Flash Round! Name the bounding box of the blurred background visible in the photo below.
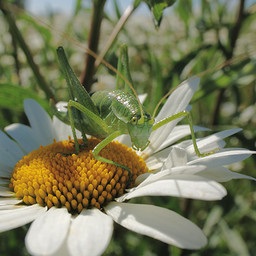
[0,0,255,255]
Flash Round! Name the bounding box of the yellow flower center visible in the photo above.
[10,138,148,214]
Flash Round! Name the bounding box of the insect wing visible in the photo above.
[57,47,109,138]
[57,47,98,114]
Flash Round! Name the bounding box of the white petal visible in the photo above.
[144,159,163,170]
[5,123,42,153]
[52,116,82,141]
[155,77,200,122]
[135,165,206,188]
[119,175,226,201]
[0,148,17,170]
[144,126,209,168]
[116,134,132,147]
[0,197,22,205]
[0,205,26,210]
[0,186,15,196]
[147,125,208,154]
[0,204,46,232]
[0,130,24,167]
[24,99,55,145]
[186,128,242,156]
[68,208,113,256]
[26,207,71,256]
[0,169,12,178]
[198,166,256,182]
[135,168,177,188]
[134,172,153,185]
[105,202,207,249]
[164,146,188,168]
[0,178,10,185]
[188,148,254,167]
[145,149,169,170]
[50,241,70,256]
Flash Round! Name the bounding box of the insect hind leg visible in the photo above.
[153,110,218,157]
[92,131,132,185]
[186,111,218,157]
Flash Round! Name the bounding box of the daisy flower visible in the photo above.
[0,77,254,256]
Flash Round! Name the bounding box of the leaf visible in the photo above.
[144,0,176,27]
[174,0,192,34]
[203,206,223,236]
[219,220,250,256]
[0,83,49,112]
[147,52,163,113]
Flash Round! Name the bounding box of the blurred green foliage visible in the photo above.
[0,0,255,255]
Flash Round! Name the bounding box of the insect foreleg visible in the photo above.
[153,111,214,157]
[67,100,88,152]
[152,111,188,131]
[67,100,109,152]
[92,131,130,171]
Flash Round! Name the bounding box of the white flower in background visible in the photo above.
[0,77,254,256]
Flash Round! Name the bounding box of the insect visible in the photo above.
[55,45,204,170]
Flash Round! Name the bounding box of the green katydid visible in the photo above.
[55,45,206,170]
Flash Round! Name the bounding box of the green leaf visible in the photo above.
[147,52,163,113]
[145,0,176,27]
[0,83,49,112]
[219,220,250,256]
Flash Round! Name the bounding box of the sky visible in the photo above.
[25,0,147,16]
[24,0,256,19]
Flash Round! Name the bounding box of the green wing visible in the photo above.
[55,47,109,138]
[57,47,98,114]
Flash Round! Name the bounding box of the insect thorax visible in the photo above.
[91,90,143,123]
[91,90,154,150]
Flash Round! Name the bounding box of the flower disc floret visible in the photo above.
[10,138,148,214]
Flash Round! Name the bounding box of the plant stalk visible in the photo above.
[0,2,55,101]
[80,0,106,92]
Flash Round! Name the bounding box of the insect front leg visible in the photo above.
[67,100,87,153]
[92,131,131,172]
[153,111,217,157]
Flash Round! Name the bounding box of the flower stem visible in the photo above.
[212,0,245,125]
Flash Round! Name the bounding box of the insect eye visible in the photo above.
[131,116,138,124]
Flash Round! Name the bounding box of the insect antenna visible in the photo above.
[152,85,177,119]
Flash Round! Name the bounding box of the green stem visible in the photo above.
[0,2,55,101]
[94,3,137,69]
[212,0,245,125]
[80,0,106,92]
